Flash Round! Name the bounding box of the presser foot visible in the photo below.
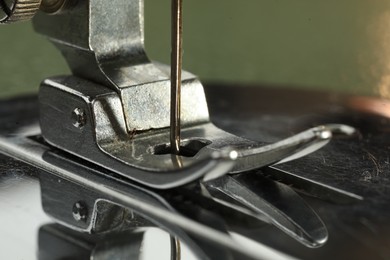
[33,72,358,249]
[30,0,357,189]
[39,76,354,189]
[38,75,356,189]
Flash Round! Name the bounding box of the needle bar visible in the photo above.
[170,0,183,155]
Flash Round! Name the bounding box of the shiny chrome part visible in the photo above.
[31,0,357,188]
[202,173,328,248]
[229,125,333,173]
[323,123,356,136]
[33,0,209,133]
[264,167,364,204]
[0,88,386,259]
[0,120,352,249]
[204,124,354,174]
[251,123,355,168]
[0,131,297,260]
[39,75,350,188]
[38,76,216,189]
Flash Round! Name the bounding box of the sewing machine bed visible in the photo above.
[0,84,389,260]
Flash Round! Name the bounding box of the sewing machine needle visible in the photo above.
[171,0,183,155]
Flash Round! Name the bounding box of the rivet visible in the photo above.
[72,201,88,222]
[71,108,86,128]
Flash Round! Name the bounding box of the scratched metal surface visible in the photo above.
[207,85,390,260]
[0,96,51,259]
[0,85,389,259]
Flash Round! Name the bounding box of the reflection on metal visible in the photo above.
[264,167,364,204]
[1,92,389,259]
[203,173,328,247]
[0,0,369,259]
[0,112,358,254]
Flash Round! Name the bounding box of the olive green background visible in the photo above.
[1,0,390,98]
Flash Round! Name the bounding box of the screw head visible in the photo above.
[72,201,88,222]
[71,108,86,128]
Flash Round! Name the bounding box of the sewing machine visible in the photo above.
[0,0,389,259]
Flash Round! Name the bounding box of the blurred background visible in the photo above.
[1,0,390,98]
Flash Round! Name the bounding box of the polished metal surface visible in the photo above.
[38,76,219,189]
[0,124,295,259]
[0,86,389,259]
[203,173,328,247]
[207,85,390,259]
[33,0,199,133]
[33,0,209,133]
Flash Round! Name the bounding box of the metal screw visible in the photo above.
[72,201,88,222]
[72,108,86,128]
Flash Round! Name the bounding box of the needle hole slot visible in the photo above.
[153,139,211,157]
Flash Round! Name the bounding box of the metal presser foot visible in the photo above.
[0,0,359,259]
[32,0,355,189]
